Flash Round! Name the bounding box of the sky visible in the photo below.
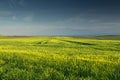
[0,0,120,36]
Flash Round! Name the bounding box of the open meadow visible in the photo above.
[0,36,120,80]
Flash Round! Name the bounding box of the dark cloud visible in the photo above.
[0,0,120,35]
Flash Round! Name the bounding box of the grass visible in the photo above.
[94,35,120,40]
[0,36,119,80]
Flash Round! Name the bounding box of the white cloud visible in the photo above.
[12,16,17,20]
[64,16,85,23]
[0,11,12,16]
[9,0,25,9]
[23,15,33,22]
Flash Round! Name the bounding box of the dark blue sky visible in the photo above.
[0,0,120,35]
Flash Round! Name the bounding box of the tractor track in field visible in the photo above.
[58,39,96,46]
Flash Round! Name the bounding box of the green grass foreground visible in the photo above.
[0,36,120,80]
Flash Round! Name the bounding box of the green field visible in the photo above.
[0,36,120,80]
